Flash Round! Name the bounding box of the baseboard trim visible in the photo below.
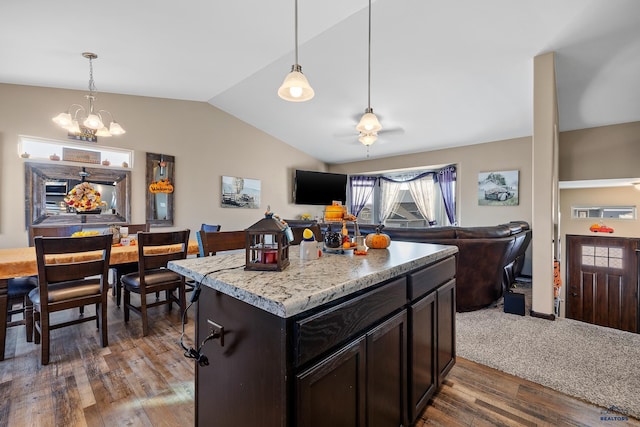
[530,310,555,321]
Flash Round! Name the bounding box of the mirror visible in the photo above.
[145,152,175,227]
[25,162,131,227]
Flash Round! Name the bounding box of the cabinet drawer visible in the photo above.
[407,256,455,301]
[295,277,406,367]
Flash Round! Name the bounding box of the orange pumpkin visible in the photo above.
[365,225,391,249]
[324,205,344,220]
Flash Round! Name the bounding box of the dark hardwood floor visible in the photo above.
[1,295,638,426]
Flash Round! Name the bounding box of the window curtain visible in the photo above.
[349,176,377,218]
[407,175,435,225]
[438,165,456,225]
[379,180,402,223]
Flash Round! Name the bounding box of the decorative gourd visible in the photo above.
[365,225,391,249]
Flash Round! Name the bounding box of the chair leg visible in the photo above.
[123,289,130,322]
[25,298,33,343]
[33,309,41,345]
[110,268,116,296]
[41,313,50,365]
[96,303,100,328]
[141,296,149,337]
[116,279,122,307]
[99,301,108,347]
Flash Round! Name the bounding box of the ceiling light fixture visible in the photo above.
[52,52,126,137]
[356,0,382,145]
[278,0,314,102]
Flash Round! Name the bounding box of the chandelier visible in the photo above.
[52,52,126,137]
[277,0,314,102]
[356,0,382,145]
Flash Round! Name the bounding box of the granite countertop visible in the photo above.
[168,241,458,318]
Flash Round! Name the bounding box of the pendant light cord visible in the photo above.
[294,0,299,66]
[367,0,372,110]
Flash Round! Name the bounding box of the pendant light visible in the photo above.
[356,0,382,144]
[52,52,126,137]
[278,0,315,102]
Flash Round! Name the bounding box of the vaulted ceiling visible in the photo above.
[1,0,639,164]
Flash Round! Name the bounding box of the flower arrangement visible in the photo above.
[65,182,106,212]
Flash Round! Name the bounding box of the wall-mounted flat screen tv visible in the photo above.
[294,170,347,205]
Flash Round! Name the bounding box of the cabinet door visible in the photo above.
[296,336,366,427]
[367,310,408,427]
[437,279,456,381]
[408,292,437,422]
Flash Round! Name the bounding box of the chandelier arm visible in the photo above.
[67,104,85,118]
[98,109,115,122]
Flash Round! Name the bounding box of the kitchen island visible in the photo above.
[168,241,458,427]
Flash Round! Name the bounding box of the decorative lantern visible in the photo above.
[245,215,290,271]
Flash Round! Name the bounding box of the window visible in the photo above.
[350,166,456,228]
[571,206,636,220]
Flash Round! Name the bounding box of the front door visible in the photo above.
[566,235,639,333]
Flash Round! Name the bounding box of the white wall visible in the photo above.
[0,83,326,248]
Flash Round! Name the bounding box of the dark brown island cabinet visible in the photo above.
[168,241,457,427]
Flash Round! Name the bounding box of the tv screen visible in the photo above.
[294,170,347,205]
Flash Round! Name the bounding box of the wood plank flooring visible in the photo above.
[1,295,638,426]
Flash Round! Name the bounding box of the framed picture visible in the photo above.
[221,176,261,209]
[62,147,101,164]
[477,170,519,206]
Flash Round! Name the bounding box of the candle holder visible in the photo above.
[245,215,290,271]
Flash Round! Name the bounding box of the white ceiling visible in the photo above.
[1,0,639,164]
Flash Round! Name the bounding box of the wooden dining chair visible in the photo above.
[111,223,150,307]
[7,276,38,342]
[29,234,112,365]
[121,230,190,337]
[197,230,246,257]
[201,223,221,232]
[29,225,83,246]
[7,225,85,342]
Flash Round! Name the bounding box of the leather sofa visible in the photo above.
[288,220,531,312]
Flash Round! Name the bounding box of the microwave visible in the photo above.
[45,181,68,196]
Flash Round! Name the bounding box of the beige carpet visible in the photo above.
[456,283,640,421]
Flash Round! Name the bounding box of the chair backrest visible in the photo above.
[201,223,222,232]
[122,223,150,235]
[197,230,245,257]
[30,225,83,246]
[35,234,112,288]
[137,230,190,271]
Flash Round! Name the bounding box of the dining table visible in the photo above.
[0,239,200,361]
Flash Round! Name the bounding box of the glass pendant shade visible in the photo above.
[83,113,104,130]
[109,121,126,135]
[358,132,378,146]
[52,112,72,128]
[278,65,314,102]
[95,126,112,137]
[356,110,382,133]
[67,120,81,134]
